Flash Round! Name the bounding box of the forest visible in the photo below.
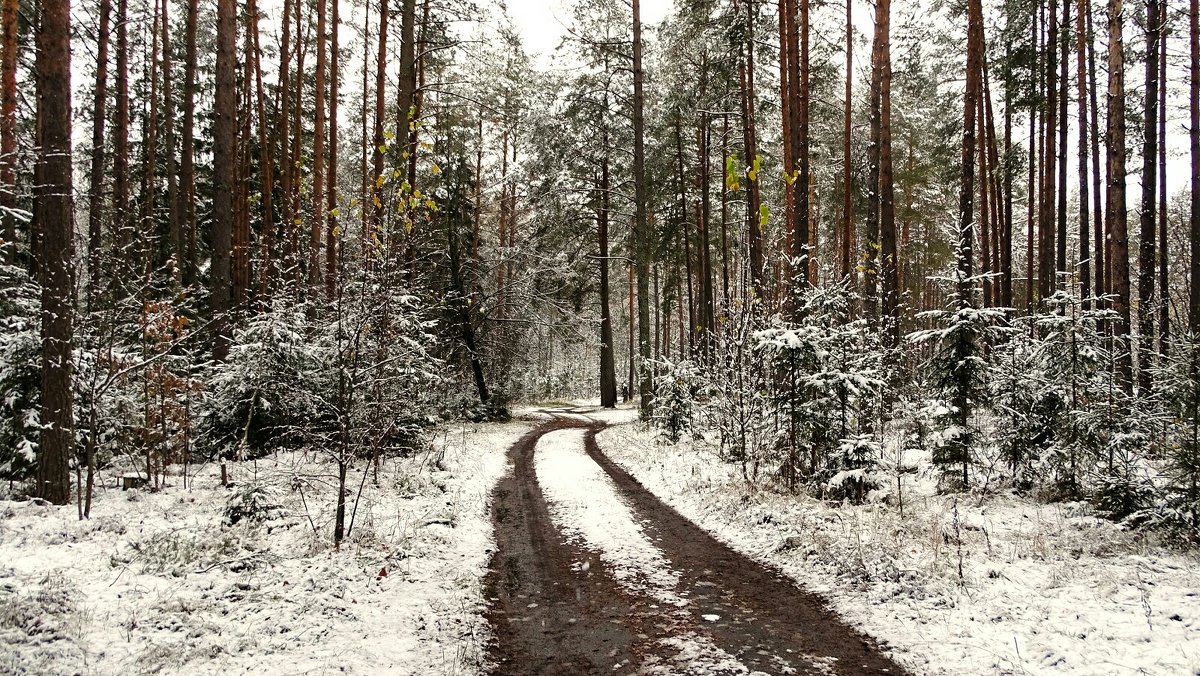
[2,0,1200,671]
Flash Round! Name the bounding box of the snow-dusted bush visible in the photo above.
[650,357,700,443]
[756,284,885,490]
[0,263,41,484]
[909,284,1010,492]
[224,483,288,525]
[702,300,772,471]
[197,301,334,460]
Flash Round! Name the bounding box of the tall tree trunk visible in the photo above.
[740,1,763,300]
[113,0,131,288]
[960,0,984,305]
[326,0,340,299]
[1138,0,1161,393]
[1002,42,1015,308]
[1076,0,1092,308]
[1039,0,1058,303]
[213,0,237,360]
[161,0,179,275]
[633,0,653,414]
[841,0,854,285]
[86,0,111,300]
[0,0,15,262]
[311,0,327,293]
[1056,0,1069,282]
[675,111,695,354]
[865,12,883,319]
[181,0,199,286]
[979,90,993,308]
[599,129,617,407]
[1107,0,1132,385]
[792,0,811,290]
[1158,0,1169,349]
[878,0,898,343]
[143,0,160,272]
[1087,0,1105,300]
[250,0,276,298]
[1190,0,1200,333]
[370,0,389,258]
[34,0,75,505]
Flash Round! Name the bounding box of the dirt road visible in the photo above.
[484,411,906,675]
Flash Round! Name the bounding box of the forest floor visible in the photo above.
[3,407,1197,675]
[593,412,1200,676]
[0,419,535,675]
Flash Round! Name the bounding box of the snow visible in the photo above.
[532,426,756,674]
[595,422,1200,676]
[0,420,533,675]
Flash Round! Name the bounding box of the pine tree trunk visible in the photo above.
[250,0,276,299]
[841,0,854,286]
[370,0,389,258]
[1190,0,1200,332]
[1039,0,1058,304]
[1158,0,1169,349]
[181,0,199,286]
[878,0,898,343]
[326,0,340,299]
[1138,0,1161,393]
[34,0,75,505]
[634,0,653,414]
[0,0,15,263]
[1056,0,1069,282]
[1107,0,1132,384]
[212,0,237,360]
[788,0,809,291]
[865,16,883,319]
[113,0,131,287]
[86,0,111,300]
[959,0,984,305]
[311,0,327,293]
[1076,0,1092,308]
[1087,0,1106,301]
[161,0,179,273]
[741,0,763,300]
[599,130,617,407]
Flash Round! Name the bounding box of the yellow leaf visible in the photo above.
[430,163,441,175]
[332,224,342,239]
[373,195,382,208]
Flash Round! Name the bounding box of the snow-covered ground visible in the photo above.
[596,420,1200,676]
[0,420,533,676]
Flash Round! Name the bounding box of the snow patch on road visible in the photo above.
[534,429,683,602]
[534,428,755,673]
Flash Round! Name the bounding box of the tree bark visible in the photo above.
[1039,0,1058,303]
[34,0,75,505]
[86,0,111,300]
[841,0,854,286]
[599,132,617,407]
[161,0,179,274]
[1076,0,1092,308]
[878,0,898,343]
[1138,0,1161,392]
[212,0,237,360]
[1107,0,1132,384]
[1190,0,1200,333]
[311,0,327,293]
[250,0,276,299]
[113,0,131,287]
[326,0,340,299]
[0,0,15,262]
[633,0,653,414]
[181,0,199,286]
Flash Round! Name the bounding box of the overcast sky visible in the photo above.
[506,0,673,62]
